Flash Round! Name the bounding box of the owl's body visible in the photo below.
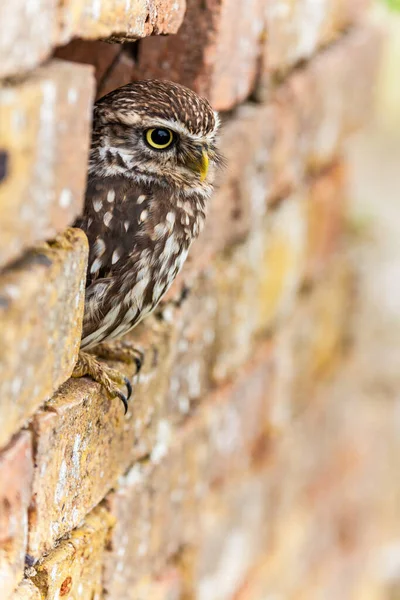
[77,175,206,349]
[73,80,221,410]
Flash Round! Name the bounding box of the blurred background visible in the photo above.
[336,3,400,594]
[1,0,400,598]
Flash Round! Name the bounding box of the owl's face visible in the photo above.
[91,80,223,193]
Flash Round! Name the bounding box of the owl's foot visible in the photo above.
[89,341,144,373]
[72,351,132,414]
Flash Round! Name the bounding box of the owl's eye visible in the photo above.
[145,128,175,150]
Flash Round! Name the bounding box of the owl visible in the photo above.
[72,80,222,412]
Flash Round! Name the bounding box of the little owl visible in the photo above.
[72,79,222,412]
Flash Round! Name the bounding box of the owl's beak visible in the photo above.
[188,148,209,181]
[199,150,209,181]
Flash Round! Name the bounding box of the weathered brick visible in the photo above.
[263,0,369,74]
[305,162,347,282]
[29,506,113,600]
[133,0,265,111]
[211,194,306,383]
[60,0,186,43]
[97,50,138,99]
[103,344,273,591]
[108,2,372,111]
[0,228,88,450]
[118,570,182,600]
[27,315,175,558]
[270,256,354,432]
[282,256,353,411]
[1,1,185,78]
[0,61,94,268]
[258,383,387,599]
[164,271,217,419]
[0,0,56,78]
[193,476,271,600]
[10,580,41,600]
[160,30,377,305]
[268,27,382,170]
[0,432,33,600]
[54,40,122,88]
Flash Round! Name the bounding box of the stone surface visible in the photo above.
[0,60,94,268]
[266,27,382,171]
[305,161,347,282]
[10,580,41,600]
[97,49,138,99]
[30,506,113,600]
[132,0,265,110]
[0,432,33,600]
[164,272,217,419]
[264,0,369,74]
[194,476,271,600]
[103,343,273,592]
[0,1,185,78]
[0,228,88,451]
[211,194,306,384]
[107,2,373,111]
[119,570,182,600]
[0,0,56,78]
[275,256,353,418]
[28,315,175,558]
[60,0,186,44]
[54,40,122,90]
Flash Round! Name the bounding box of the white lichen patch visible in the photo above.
[150,419,172,463]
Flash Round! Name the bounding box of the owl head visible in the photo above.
[90,80,223,194]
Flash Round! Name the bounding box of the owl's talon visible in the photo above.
[124,377,133,401]
[116,390,129,415]
[72,351,132,414]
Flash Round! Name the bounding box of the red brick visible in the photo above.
[104,2,373,111]
[273,256,352,417]
[29,506,113,600]
[164,272,217,419]
[115,570,182,600]
[54,40,122,87]
[103,344,273,590]
[263,0,369,75]
[10,580,41,600]
[132,0,265,111]
[193,476,271,600]
[27,270,276,559]
[97,49,138,99]
[210,194,306,384]
[27,315,175,558]
[0,60,94,268]
[0,228,88,451]
[0,432,33,600]
[270,27,382,171]
[60,0,186,43]
[0,0,56,78]
[305,162,347,282]
[257,385,388,599]
[1,0,186,78]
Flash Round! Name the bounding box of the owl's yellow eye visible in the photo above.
[145,128,174,150]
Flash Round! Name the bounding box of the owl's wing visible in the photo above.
[75,176,156,343]
[75,175,152,289]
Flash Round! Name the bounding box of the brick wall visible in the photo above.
[0,1,385,599]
